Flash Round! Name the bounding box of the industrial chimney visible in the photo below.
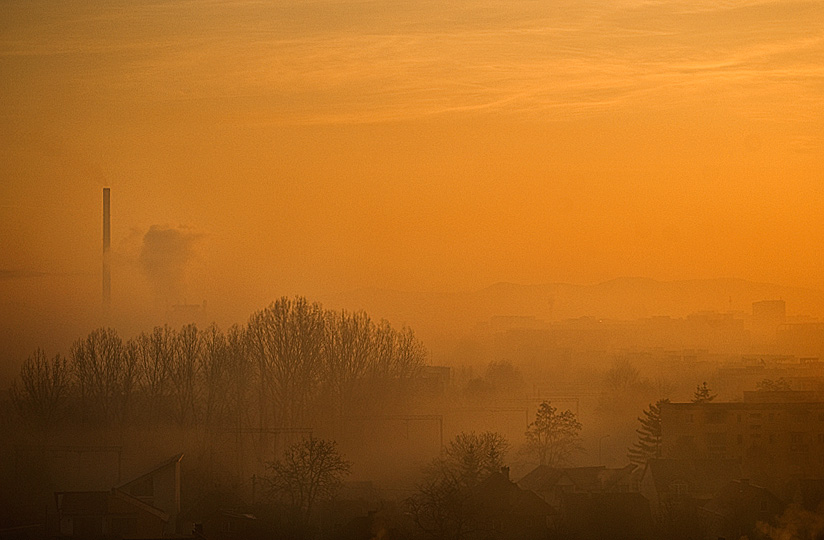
[103,187,111,313]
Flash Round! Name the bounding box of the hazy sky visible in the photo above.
[1,0,823,365]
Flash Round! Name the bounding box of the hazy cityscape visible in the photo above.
[2,0,824,539]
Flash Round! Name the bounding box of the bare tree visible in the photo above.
[168,324,202,427]
[224,323,252,433]
[130,326,175,424]
[524,401,583,467]
[264,438,351,532]
[72,328,135,425]
[373,321,426,380]
[9,349,71,429]
[323,310,376,416]
[407,431,509,540]
[200,324,231,430]
[247,297,327,429]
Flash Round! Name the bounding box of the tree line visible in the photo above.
[8,296,426,431]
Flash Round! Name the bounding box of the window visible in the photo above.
[791,433,806,444]
[737,434,743,444]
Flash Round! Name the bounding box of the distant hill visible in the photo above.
[322,278,824,358]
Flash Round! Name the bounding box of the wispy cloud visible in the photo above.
[1,0,822,126]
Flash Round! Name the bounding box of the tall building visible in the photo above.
[660,393,824,483]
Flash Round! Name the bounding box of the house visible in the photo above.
[55,489,170,539]
[54,453,186,539]
[699,479,785,540]
[117,453,182,529]
[639,458,742,539]
[471,468,556,540]
[518,465,637,509]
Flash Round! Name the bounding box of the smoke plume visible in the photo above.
[138,225,202,300]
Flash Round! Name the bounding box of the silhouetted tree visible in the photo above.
[627,399,669,466]
[9,349,71,429]
[407,431,509,540]
[323,309,376,416]
[130,326,175,424]
[524,401,583,466]
[692,381,716,403]
[464,361,526,404]
[248,297,327,429]
[597,358,655,416]
[168,324,202,426]
[72,328,135,425]
[224,323,252,434]
[200,324,233,430]
[264,438,351,534]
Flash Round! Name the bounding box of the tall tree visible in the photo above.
[10,349,71,429]
[72,328,135,425]
[168,324,202,427]
[130,326,175,424]
[247,297,327,429]
[524,401,583,466]
[440,431,510,488]
[407,431,509,540]
[264,438,351,534]
[628,399,670,466]
[692,382,716,403]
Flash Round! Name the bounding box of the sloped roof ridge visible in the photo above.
[118,452,184,489]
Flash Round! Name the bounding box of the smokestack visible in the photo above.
[103,187,111,314]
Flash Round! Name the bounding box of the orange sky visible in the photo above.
[1,0,823,367]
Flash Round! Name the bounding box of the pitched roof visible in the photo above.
[518,465,564,491]
[112,489,170,521]
[701,480,784,518]
[519,465,635,493]
[118,453,183,491]
[644,459,741,498]
[476,472,557,516]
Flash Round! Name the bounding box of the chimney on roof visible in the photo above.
[501,466,510,481]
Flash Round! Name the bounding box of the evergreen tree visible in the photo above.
[692,381,716,403]
[627,399,669,466]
